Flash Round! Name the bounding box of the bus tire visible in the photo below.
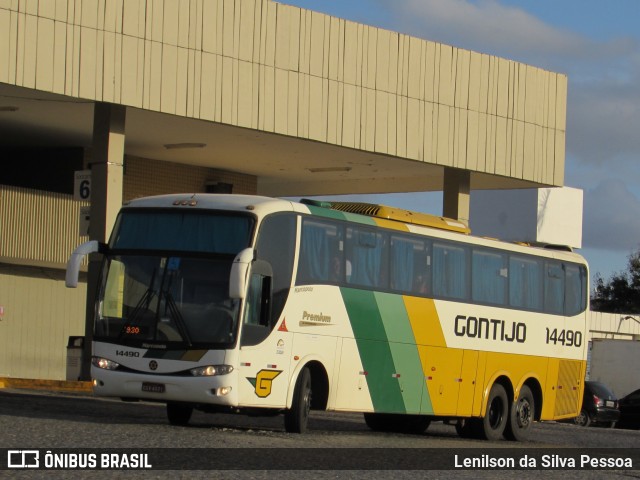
[363,412,390,431]
[481,383,508,440]
[399,415,431,434]
[284,367,312,434]
[504,385,535,441]
[166,403,193,426]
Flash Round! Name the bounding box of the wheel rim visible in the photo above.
[575,411,587,426]
[516,398,532,428]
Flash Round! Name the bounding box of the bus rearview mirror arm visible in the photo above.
[65,240,107,288]
[229,248,255,299]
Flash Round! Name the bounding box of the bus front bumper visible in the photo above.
[91,367,238,406]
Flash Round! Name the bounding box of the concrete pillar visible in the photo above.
[442,167,470,224]
[81,103,126,380]
[89,103,126,241]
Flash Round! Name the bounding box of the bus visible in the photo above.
[66,194,589,440]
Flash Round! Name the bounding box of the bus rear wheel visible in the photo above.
[481,383,508,440]
[284,367,312,433]
[166,403,193,426]
[504,385,535,441]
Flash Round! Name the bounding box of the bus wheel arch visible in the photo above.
[524,378,543,421]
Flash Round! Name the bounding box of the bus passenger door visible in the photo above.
[237,265,292,408]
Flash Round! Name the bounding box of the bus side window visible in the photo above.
[255,213,296,325]
[509,256,542,311]
[544,262,565,315]
[297,219,342,284]
[346,227,388,289]
[472,249,507,305]
[432,242,468,300]
[240,272,272,347]
[390,235,429,295]
[565,264,586,316]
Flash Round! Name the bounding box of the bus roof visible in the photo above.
[122,194,299,216]
[301,199,470,234]
[121,194,586,265]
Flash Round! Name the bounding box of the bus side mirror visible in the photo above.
[229,248,255,299]
[65,240,104,288]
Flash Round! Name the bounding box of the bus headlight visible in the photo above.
[91,356,120,370]
[190,365,234,377]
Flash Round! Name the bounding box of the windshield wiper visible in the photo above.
[163,291,193,346]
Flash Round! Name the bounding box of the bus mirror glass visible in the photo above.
[229,248,255,299]
[65,240,103,288]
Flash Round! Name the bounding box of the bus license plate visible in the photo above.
[141,382,165,393]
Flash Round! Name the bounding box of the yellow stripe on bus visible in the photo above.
[402,296,446,348]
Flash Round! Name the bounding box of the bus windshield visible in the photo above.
[97,255,240,347]
[110,209,253,254]
[95,210,255,347]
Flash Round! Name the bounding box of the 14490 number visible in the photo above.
[116,350,140,357]
[545,328,582,347]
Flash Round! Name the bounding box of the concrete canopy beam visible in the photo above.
[443,167,471,224]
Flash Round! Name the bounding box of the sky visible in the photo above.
[282,0,640,285]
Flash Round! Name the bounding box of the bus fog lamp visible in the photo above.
[190,365,234,376]
[215,386,232,396]
[91,356,120,370]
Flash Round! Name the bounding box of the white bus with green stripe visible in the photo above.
[66,194,588,440]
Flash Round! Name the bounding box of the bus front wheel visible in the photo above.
[284,367,312,433]
[481,383,509,440]
[166,403,193,426]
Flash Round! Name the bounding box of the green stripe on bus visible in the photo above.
[341,288,406,413]
[306,205,347,221]
[374,292,426,414]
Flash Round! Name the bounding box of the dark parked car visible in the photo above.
[574,381,620,427]
[616,388,640,430]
